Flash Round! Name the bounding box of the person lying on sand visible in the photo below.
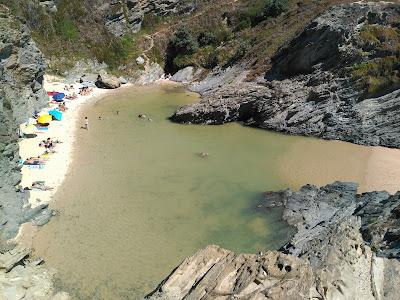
[24,181,54,191]
[58,102,67,112]
[24,156,46,165]
[79,87,93,96]
[66,92,78,100]
[39,138,61,149]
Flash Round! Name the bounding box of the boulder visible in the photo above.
[136,56,145,65]
[170,66,195,83]
[95,74,121,89]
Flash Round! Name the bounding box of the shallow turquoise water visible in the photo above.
[32,84,374,299]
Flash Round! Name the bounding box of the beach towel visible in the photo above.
[27,164,45,170]
[36,127,49,131]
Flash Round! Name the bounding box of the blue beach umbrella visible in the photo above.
[53,93,66,101]
[49,109,63,121]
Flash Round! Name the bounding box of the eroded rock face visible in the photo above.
[171,2,400,148]
[104,0,197,36]
[147,182,400,299]
[0,5,51,240]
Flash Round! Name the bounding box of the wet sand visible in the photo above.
[279,139,400,194]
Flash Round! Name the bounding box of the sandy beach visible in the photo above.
[18,76,116,208]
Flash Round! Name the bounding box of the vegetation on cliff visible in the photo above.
[353,24,400,97]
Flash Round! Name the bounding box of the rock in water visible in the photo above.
[95,74,121,89]
[171,2,400,148]
[147,182,400,299]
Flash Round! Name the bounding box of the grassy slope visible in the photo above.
[3,0,397,95]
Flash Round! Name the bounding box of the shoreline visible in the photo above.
[15,75,133,247]
[15,77,181,249]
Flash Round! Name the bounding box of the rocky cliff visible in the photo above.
[0,5,52,241]
[0,6,66,298]
[147,182,400,299]
[105,0,197,36]
[171,2,400,148]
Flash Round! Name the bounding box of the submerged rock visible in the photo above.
[147,182,400,299]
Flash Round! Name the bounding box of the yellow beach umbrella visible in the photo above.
[37,114,52,124]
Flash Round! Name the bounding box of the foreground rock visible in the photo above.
[147,182,400,299]
[0,246,69,299]
[171,2,400,148]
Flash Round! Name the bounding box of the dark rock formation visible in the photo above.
[147,182,400,299]
[95,74,121,89]
[0,5,52,240]
[171,2,400,148]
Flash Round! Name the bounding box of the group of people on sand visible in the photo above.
[24,137,61,166]
[24,155,48,166]
[39,137,61,153]
[64,83,92,98]
[79,86,93,96]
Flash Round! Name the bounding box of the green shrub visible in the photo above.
[165,27,198,73]
[141,14,163,31]
[55,18,79,41]
[173,54,197,69]
[263,0,289,18]
[198,31,217,47]
[170,27,198,55]
[352,56,400,97]
[359,24,400,54]
[225,41,250,67]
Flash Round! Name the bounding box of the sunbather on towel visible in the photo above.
[24,156,46,165]
[30,182,54,191]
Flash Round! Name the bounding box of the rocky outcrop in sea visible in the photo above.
[171,2,400,148]
[147,182,400,299]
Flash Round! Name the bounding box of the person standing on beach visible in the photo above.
[84,117,89,130]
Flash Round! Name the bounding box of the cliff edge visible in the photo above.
[171,2,400,148]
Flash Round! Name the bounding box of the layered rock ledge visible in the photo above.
[147,182,400,299]
[171,2,400,148]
